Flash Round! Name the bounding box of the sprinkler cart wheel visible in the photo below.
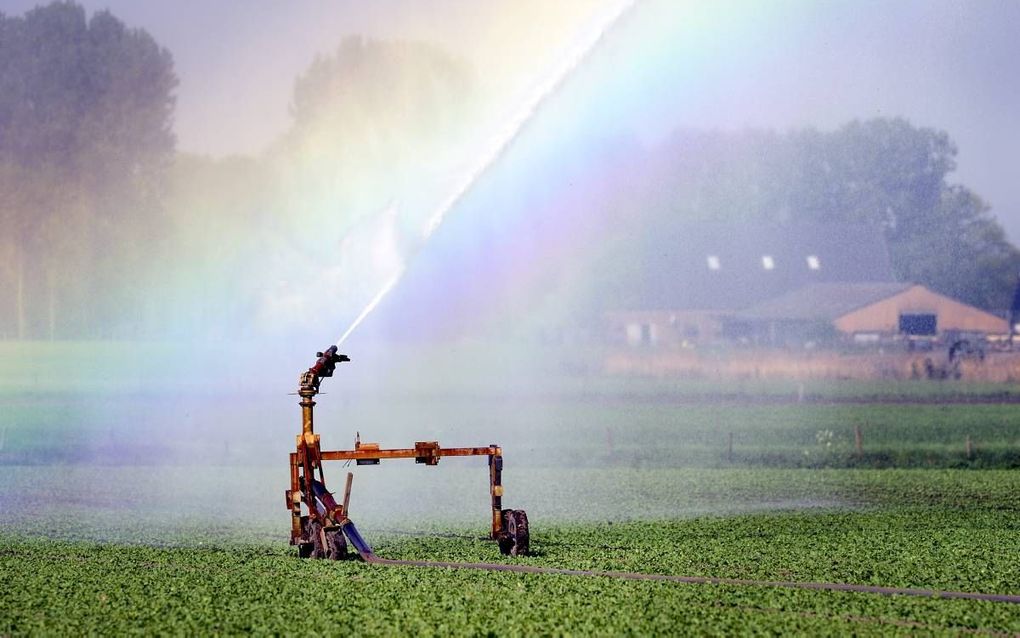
[305,519,326,559]
[299,520,347,560]
[499,509,530,556]
[295,515,316,558]
[322,527,348,560]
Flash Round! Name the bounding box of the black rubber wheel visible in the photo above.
[506,509,529,557]
[306,520,326,559]
[298,542,314,559]
[496,532,514,555]
[497,509,515,555]
[323,528,348,560]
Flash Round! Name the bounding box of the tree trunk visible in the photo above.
[15,243,25,341]
[47,266,56,341]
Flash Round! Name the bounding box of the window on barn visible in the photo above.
[899,313,937,336]
[707,255,720,270]
[625,323,658,346]
[625,323,642,345]
[806,255,820,270]
[762,255,775,270]
[641,323,658,345]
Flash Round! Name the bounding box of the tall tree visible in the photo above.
[250,37,477,335]
[279,36,475,230]
[789,119,1019,310]
[0,2,176,338]
[613,118,1020,313]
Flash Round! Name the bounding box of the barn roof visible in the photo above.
[630,223,896,311]
[737,282,915,321]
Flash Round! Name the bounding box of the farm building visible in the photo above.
[735,282,1009,344]
[605,223,1009,347]
[605,222,897,346]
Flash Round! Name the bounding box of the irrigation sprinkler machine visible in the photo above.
[286,346,530,561]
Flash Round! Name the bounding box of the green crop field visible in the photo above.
[2,468,1019,635]
[2,342,1020,635]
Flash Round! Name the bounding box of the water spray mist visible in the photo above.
[334,0,635,346]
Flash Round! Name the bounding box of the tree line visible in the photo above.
[615,121,1020,312]
[1,2,1016,340]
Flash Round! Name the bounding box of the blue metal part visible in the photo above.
[310,479,339,511]
[341,519,374,557]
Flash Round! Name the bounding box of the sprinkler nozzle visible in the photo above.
[310,345,349,379]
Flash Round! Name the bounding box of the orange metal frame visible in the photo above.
[286,366,505,548]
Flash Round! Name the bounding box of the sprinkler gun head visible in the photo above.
[310,345,350,379]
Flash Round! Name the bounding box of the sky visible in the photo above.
[2,0,1019,239]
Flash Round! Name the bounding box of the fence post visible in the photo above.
[965,435,973,460]
[727,432,733,463]
[854,424,863,456]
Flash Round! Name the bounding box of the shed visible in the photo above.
[607,223,896,346]
[737,283,1008,342]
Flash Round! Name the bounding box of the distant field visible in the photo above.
[2,341,1020,634]
[4,341,1020,469]
[605,347,1020,384]
[6,390,1020,468]
[5,392,1020,470]
[6,340,1020,399]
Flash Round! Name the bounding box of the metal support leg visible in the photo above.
[489,450,503,539]
[288,452,302,543]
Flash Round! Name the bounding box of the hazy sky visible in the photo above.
[3,0,1019,238]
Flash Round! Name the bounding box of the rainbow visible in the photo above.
[258,1,807,342]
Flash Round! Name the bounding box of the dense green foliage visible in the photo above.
[2,469,1019,635]
[3,339,1020,634]
[3,337,1020,633]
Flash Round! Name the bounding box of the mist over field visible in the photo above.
[1,0,1019,486]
